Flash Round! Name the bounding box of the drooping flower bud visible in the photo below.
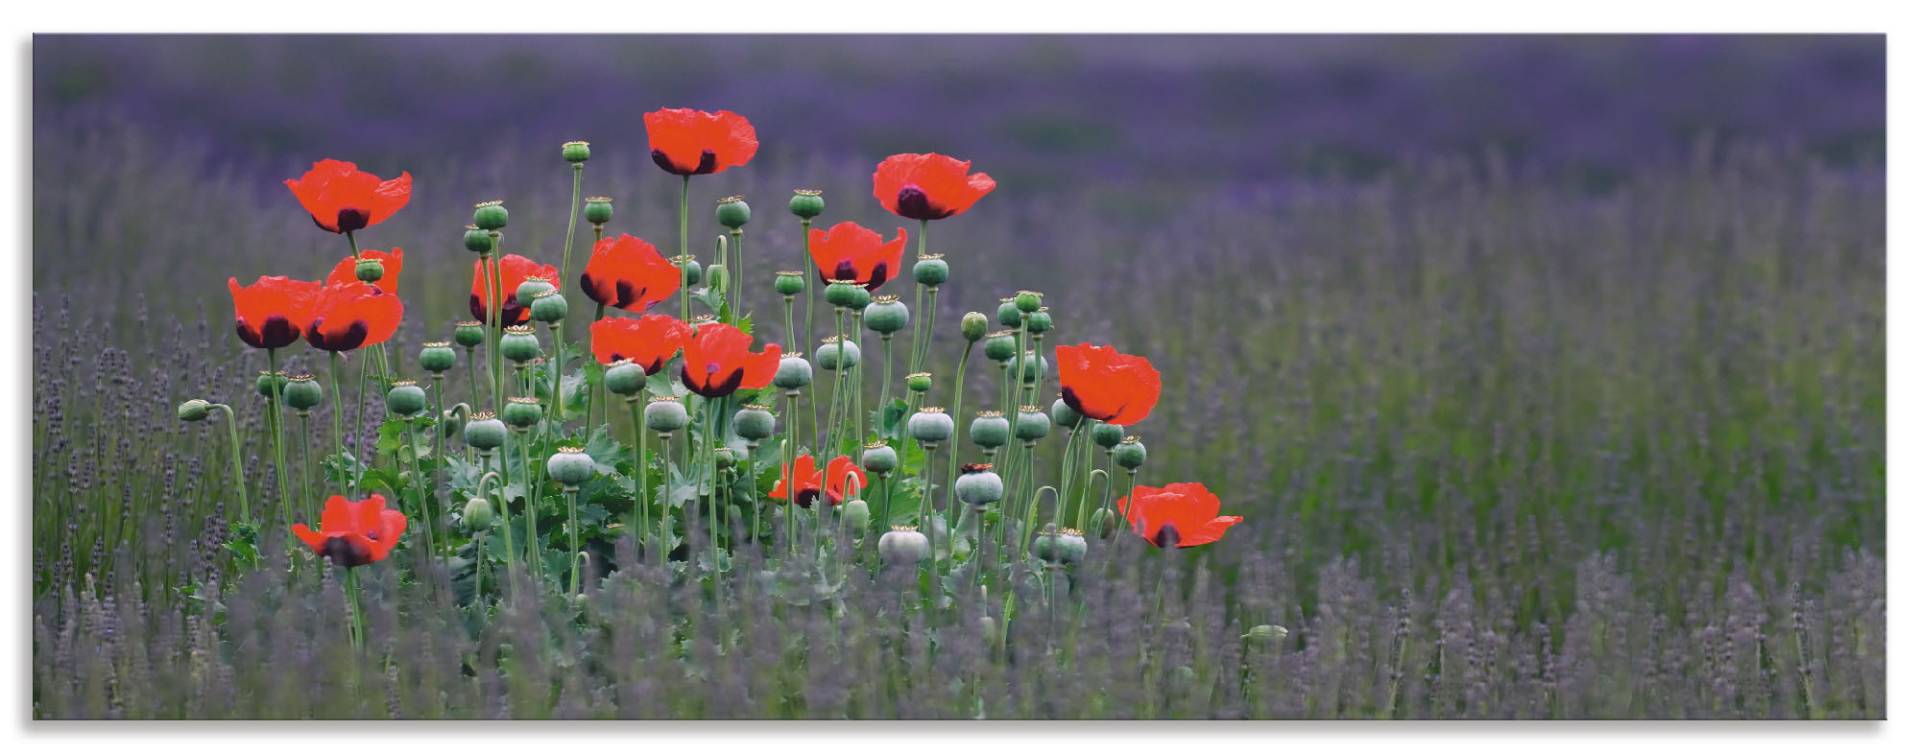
[1014,290,1043,314]
[561,140,591,164]
[862,440,898,474]
[996,298,1022,327]
[256,370,289,398]
[773,355,813,392]
[529,289,568,323]
[775,270,805,297]
[1050,397,1083,428]
[704,263,729,293]
[604,359,648,398]
[734,404,776,442]
[984,330,1017,362]
[907,407,953,444]
[879,526,931,565]
[354,255,385,283]
[715,195,751,230]
[1014,406,1050,442]
[644,395,690,434]
[177,399,211,422]
[463,225,494,254]
[419,341,456,373]
[1092,421,1125,449]
[284,374,324,412]
[955,463,1003,508]
[515,276,555,305]
[864,295,909,335]
[788,188,825,219]
[1114,436,1147,470]
[502,395,543,429]
[815,336,861,371]
[462,497,494,530]
[464,412,508,451]
[500,325,542,363]
[1088,507,1117,538]
[584,196,613,226]
[969,411,1011,448]
[905,371,933,393]
[913,254,949,286]
[386,380,427,417]
[840,497,871,532]
[961,311,989,342]
[546,446,595,487]
[472,200,509,231]
[1025,308,1053,334]
[453,320,485,349]
[1243,625,1291,644]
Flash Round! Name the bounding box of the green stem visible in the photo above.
[297,412,315,522]
[566,486,582,594]
[559,163,584,297]
[880,334,894,414]
[210,404,249,527]
[406,415,437,568]
[345,567,364,649]
[518,429,540,581]
[942,343,974,524]
[264,349,292,540]
[353,351,370,497]
[629,399,649,560]
[784,392,799,558]
[659,433,675,572]
[478,467,514,600]
[329,353,347,488]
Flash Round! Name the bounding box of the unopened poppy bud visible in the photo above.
[1019,352,1048,384]
[515,276,555,305]
[905,371,933,393]
[1114,437,1147,469]
[464,413,508,450]
[1025,308,1053,334]
[462,497,494,531]
[824,281,861,309]
[419,341,456,373]
[463,225,494,254]
[501,325,541,363]
[502,396,543,429]
[969,411,1011,448]
[775,270,805,297]
[284,374,323,411]
[996,298,1022,327]
[955,463,1003,508]
[816,336,861,370]
[907,407,953,444]
[1088,507,1117,538]
[354,255,385,282]
[984,330,1017,362]
[734,404,776,442]
[386,380,427,417]
[1014,407,1050,442]
[864,295,909,335]
[1243,625,1290,644]
[177,399,211,422]
[961,311,989,342]
[878,526,931,565]
[453,320,485,349]
[862,441,898,474]
[1050,397,1083,428]
[773,355,813,391]
[913,254,949,286]
[256,370,288,398]
[561,140,591,164]
[704,263,729,294]
[530,289,568,323]
[788,188,825,219]
[712,445,738,469]
[583,196,613,226]
[840,497,871,532]
[1092,422,1125,449]
[715,195,751,230]
[1014,290,1043,314]
[644,396,689,434]
[604,360,648,397]
[672,255,702,286]
[473,200,509,231]
[546,446,595,487]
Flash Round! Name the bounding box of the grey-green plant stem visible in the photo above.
[209,403,249,527]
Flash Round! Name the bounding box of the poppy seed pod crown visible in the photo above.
[734,404,776,442]
[546,447,595,487]
[905,371,933,393]
[961,311,989,342]
[464,225,494,254]
[453,320,485,348]
[561,140,591,164]
[864,295,910,335]
[464,413,508,450]
[419,341,456,373]
[908,407,954,444]
[774,355,814,391]
[385,380,427,417]
[715,195,751,230]
[788,188,825,219]
[284,374,324,412]
[584,196,613,226]
[473,200,509,231]
[861,441,898,474]
[502,396,543,429]
[913,254,949,287]
[969,411,1011,448]
[775,270,806,297]
[604,360,648,397]
[644,396,690,434]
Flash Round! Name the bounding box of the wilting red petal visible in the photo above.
[590,314,693,373]
[305,282,403,352]
[579,234,681,311]
[679,322,781,398]
[872,153,996,221]
[285,159,412,234]
[808,221,908,290]
[326,247,405,294]
[470,254,558,325]
[1056,343,1162,426]
[643,108,758,176]
[228,275,321,350]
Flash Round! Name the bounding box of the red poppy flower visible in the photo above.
[808,221,909,290]
[579,233,681,311]
[769,454,867,509]
[325,247,405,295]
[679,322,780,398]
[284,159,413,234]
[642,108,758,176]
[1055,343,1162,426]
[292,493,409,567]
[872,153,996,221]
[470,254,558,326]
[304,282,403,352]
[591,314,694,373]
[1118,482,1242,548]
[228,275,321,350]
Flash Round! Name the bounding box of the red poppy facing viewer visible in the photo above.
[326,247,405,295]
[1119,482,1242,548]
[872,153,996,222]
[809,221,909,290]
[580,234,681,311]
[642,108,758,176]
[1055,343,1163,426]
[471,254,559,326]
[680,322,780,398]
[305,282,403,352]
[285,159,413,234]
[292,494,409,567]
[770,454,867,509]
[591,315,694,373]
[228,275,321,350]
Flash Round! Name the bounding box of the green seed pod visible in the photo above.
[419,341,456,373]
[500,326,542,363]
[1092,421,1125,449]
[878,526,931,565]
[734,405,776,442]
[673,255,702,286]
[905,371,933,393]
[1025,308,1053,334]
[825,281,862,309]
[983,330,1017,362]
[584,196,613,226]
[1056,529,1088,564]
[996,298,1022,327]
[462,497,494,531]
[561,140,591,164]
[472,200,509,231]
[861,441,898,475]
[502,396,543,429]
[514,277,555,306]
[839,497,870,532]
[955,463,1004,508]
[863,295,910,335]
[176,399,211,422]
[386,381,428,417]
[1088,507,1117,538]
[773,355,813,391]
[907,407,953,444]
[256,370,288,398]
[464,413,508,450]
[775,270,805,297]
[712,445,738,470]
[284,374,324,411]
[1014,290,1043,314]
[463,225,494,254]
[1018,352,1048,384]
[1033,527,1064,564]
[1050,397,1083,428]
[969,411,1011,448]
[1114,437,1147,470]
[354,256,385,283]
[546,447,595,487]
[604,360,648,397]
[453,320,486,349]
[530,289,568,323]
[644,396,690,434]
[961,311,989,342]
[1014,407,1051,442]
[715,195,751,230]
[788,188,825,219]
[913,254,949,286]
[1244,624,1290,644]
[847,286,873,309]
[815,337,861,370]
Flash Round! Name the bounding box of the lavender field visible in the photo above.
[29,35,1885,719]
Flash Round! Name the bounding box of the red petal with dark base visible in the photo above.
[1117,482,1241,548]
[679,322,780,398]
[470,254,558,325]
[304,282,403,352]
[808,221,908,291]
[1056,342,1162,426]
[580,234,681,311]
[284,159,412,234]
[643,108,758,176]
[326,247,405,295]
[872,153,996,221]
[228,275,321,350]
[590,314,693,372]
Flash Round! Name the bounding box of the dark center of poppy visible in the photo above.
[1152,523,1182,549]
[894,185,952,221]
[334,207,370,234]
